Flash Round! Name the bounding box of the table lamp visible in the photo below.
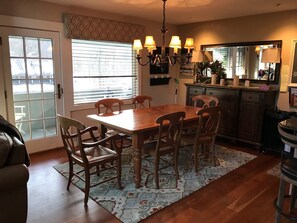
[261,48,281,85]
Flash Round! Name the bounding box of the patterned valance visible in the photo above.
[64,13,145,43]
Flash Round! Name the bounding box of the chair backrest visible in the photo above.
[278,124,297,159]
[95,98,124,115]
[195,106,222,142]
[192,95,219,108]
[132,95,152,109]
[57,114,89,163]
[155,111,186,149]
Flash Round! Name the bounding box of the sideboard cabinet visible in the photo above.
[185,83,278,147]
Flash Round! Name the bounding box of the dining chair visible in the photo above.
[181,106,221,172]
[182,94,220,144]
[192,95,219,108]
[57,114,122,205]
[142,111,186,189]
[132,95,152,109]
[95,98,124,115]
[95,98,131,148]
[275,124,297,222]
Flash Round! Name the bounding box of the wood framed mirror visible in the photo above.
[201,40,282,84]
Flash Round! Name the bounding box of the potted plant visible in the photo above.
[209,60,227,83]
[194,62,211,84]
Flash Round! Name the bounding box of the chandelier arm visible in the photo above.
[136,54,160,66]
[169,56,192,66]
[132,0,193,70]
[136,56,152,66]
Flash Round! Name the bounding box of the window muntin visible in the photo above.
[72,39,138,104]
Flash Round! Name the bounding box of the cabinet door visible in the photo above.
[186,86,205,106]
[237,91,264,143]
[205,88,240,137]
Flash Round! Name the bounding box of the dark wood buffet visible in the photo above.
[185,83,278,147]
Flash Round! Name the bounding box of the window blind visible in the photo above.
[72,39,138,104]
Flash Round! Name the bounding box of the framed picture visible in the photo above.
[179,48,194,76]
[150,47,169,74]
[291,40,297,84]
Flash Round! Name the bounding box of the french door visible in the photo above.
[0,27,63,153]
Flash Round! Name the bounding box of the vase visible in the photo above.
[211,74,217,85]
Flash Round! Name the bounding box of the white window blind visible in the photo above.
[72,39,138,104]
[205,46,248,78]
[206,47,233,78]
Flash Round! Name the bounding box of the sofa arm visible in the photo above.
[0,164,29,190]
[6,136,30,167]
[0,164,29,223]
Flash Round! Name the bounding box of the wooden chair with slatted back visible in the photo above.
[95,98,124,115]
[192,95,219,108]
[142,111,186,189]
[192,106,222,172]
[181,94,220,143]
[132,95,152,109]
[94,98,131,148]
[57,114,122,205]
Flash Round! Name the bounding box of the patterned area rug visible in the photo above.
[53,145,256,223]
[267,163,280,177]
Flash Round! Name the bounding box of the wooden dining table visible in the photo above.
[87,104,201,188]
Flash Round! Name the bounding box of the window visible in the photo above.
[205,46,247,78]
[72,39,138,104]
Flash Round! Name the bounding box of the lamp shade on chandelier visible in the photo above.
[133,0,195,68]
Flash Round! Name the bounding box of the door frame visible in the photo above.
[0,15,66,153]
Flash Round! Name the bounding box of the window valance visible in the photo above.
[64,13,145,43]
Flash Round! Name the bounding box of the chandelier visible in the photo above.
[132,0,195,69]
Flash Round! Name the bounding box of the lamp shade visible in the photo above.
[261,48,281,63]
[192,50,213,63]
[144,36,156,48]
[133,39,143,50]
[169,36,181,49]
[184,38,195,49]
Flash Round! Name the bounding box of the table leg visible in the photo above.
[100,125,107,145]
[132,133,143,188]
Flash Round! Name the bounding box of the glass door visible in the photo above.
[0,27,63,153]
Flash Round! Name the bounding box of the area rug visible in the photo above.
[53,145,256,223]
[267,163,280,177]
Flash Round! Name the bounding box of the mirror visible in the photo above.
[201,40,282,84]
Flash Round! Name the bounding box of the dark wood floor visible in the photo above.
[27,140,284,223]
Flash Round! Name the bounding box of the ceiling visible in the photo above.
[39,0,297,25]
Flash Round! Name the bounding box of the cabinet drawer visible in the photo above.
[241,92,261,103]
[189,87,204,96]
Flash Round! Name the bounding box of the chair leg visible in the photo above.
[84,169,90,205]
[96,165,100,176]
[155,155,160,189]
[67,160,73,190]
[194,144,199,172]
[275,175,286,223]
[290,185,297,213]
[211,139,216,166]
[117,155,122,189]
[174,150,179,181]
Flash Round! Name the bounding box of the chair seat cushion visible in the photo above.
[75,145,117,163]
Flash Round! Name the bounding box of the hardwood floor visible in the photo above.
[27,141,283,223]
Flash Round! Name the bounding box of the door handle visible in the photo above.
[57,84,63,99]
